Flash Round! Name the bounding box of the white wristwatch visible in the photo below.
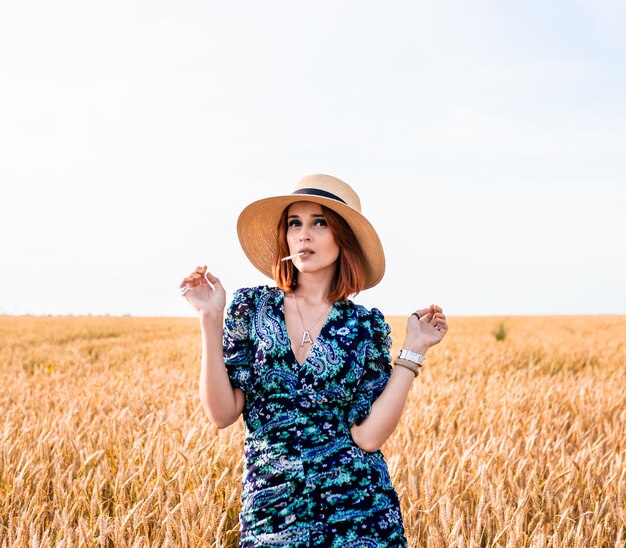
[398,349,425,366]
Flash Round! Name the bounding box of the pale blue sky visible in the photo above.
[1,1,625,316]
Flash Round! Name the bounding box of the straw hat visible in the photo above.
[236,174,385,289]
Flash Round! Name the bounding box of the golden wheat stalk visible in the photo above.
[1,315,625,546]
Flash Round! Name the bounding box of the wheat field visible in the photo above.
[1,314,625,547]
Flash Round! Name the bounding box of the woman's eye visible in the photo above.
[288,219,301,228]
[314,218,327,227]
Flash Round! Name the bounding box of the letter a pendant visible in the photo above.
[300,330,313,346]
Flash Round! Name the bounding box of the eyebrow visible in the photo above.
[287,213,326,219]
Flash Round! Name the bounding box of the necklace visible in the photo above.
[291,293,332,347]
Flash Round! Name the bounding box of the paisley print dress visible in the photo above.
[223,285,408,547]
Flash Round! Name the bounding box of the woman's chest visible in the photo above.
[250,293,368,391]
[283,301,331,367]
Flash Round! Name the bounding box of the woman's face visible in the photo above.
[286,201,340,277]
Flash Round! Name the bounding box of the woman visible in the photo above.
[180,174,448,547]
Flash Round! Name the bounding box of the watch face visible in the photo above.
[401,349,423,364]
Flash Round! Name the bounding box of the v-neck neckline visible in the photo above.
[279,290,337,367]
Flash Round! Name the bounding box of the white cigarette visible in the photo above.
[281,252,304,262]
[203,270,216,290]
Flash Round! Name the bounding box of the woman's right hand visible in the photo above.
[179,266,226,316]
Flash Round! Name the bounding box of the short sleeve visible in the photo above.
[349,308,393,426]
[222,288,255,393]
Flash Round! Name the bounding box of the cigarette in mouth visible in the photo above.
[281,252,304,262]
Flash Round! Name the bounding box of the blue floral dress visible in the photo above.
[223,285,408,547]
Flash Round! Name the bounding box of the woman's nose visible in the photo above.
[299,227,311,241]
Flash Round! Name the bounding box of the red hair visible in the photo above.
[272,204,366,302]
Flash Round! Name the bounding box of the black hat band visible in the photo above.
[292,188,347,205]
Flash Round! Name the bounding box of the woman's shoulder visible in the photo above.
[347,303,392,354]
[347,301,389,333]
[351,301,386,321]
[229,285,279,306]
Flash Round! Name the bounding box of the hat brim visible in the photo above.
[237,194,385,290]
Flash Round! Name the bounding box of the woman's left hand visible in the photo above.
[403,304,448,353]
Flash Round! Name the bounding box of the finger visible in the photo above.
[180,277,194,288]
[412,308,430,319]
[434,315,448,330]
[197,266,211,286]
[180,281,195,293]
[434,319,447,330]
[199,277,214,289]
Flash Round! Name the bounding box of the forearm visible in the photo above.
[351,338,428,452]
[350,365,416,452]
[198,312,243,428]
